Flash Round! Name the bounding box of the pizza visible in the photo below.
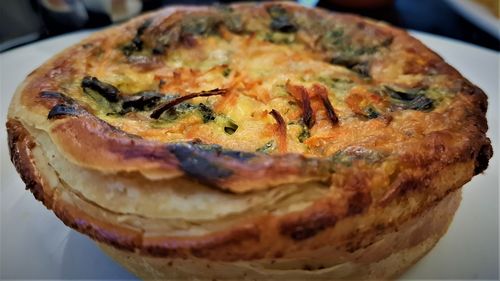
[6,2,492,280]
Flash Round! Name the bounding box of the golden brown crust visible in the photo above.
[7,119,50,205]
[5,2,492,277]
[100,188,462,280]
[6,118,477,261]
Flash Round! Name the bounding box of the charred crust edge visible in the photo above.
[5,118,261,257]
[3,117,477,260]
[280,210,338,241]
[6,119,48,205]
[474,142,493,175]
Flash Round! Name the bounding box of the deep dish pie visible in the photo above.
[6,2,492,280]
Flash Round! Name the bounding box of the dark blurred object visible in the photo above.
[326,0,394,8]
[1,0,499,52]
[35,0,143,35]
[37,0,89,34]
[82,0,142,22]
[0,0,143,51]
[444,0,499,39]
[0,0,42,51]
[319,0,499,50]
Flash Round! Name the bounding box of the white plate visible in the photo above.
[1,30,498,280]
[444,0,500,39]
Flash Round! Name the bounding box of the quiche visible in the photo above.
[6,2,492,280]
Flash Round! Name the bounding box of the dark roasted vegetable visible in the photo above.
[159,103,196,122]
[330,55,358,68]
[47,104,81,119]
[39,91,66,100]
[198,6,245,34]
[384,86,425,101]
[222,67,231,77]
[221,11,243,33]
[332,146,384,166]
[198,103,216,123]
[153,11,243,55]
[364,107,380,119]
[331,55,370,78]
[298,124,310,143]
[81,76,120,102]
[122,19,152,56]
[122,91,163,111]
[40,91,83,119]
[385,86,434,111]
[406,95,434,111]
[224,120,239,135]
[324,28,392,79]
[167,141,255,184]
[181,16,220,36]
[351,62,370,78]
[154,101,222,123]
[322,29,344,49]
[187,141,255,161]
[330,39,393,77]
[167,143,233,182]
[267,5,297,33]
[39,91,76,104]
[153,25,181,55]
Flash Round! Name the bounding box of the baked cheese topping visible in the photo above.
[50,4,457,158]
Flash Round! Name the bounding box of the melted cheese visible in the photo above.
[80,31,450,157]
[85,35,343,155]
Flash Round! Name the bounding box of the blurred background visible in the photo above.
[0,0,498,52]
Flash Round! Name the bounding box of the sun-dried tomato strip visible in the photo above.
[269,109,287,153]
[150,88,227,119]
[313,84,339,125]
[286,82,315,128]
